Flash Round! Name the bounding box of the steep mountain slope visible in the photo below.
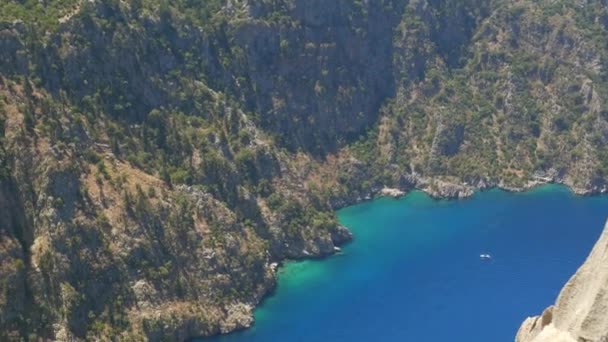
[365,0,608,194]
[516,221,608,342]
[1,0,608,340]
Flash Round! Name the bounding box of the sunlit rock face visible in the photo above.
[516,221,608,342]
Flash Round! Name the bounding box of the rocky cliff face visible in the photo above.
[233,0,404,154]
[371,0,608,194]
[516,221,608,342]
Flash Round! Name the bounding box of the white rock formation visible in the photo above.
[516,221,608,342]
[379,187,405,198]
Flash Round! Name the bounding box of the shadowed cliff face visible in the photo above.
[0,179,30,252]
[232,0,403,154]
[516,221,608,342]
[0,178,33,338]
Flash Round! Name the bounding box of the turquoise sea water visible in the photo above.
[206,185,608,342]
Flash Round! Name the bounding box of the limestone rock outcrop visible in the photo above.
[516,221,608,342]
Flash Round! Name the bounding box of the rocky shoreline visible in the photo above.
[329,170,608,212]
[215,172,607,340]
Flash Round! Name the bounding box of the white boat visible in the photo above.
[480,254,492,260]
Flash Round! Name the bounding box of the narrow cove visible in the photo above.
[206,185,608,341]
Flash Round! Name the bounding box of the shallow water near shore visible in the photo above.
[205,185,608,342]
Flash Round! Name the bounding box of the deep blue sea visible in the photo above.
[206,185,608,342]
